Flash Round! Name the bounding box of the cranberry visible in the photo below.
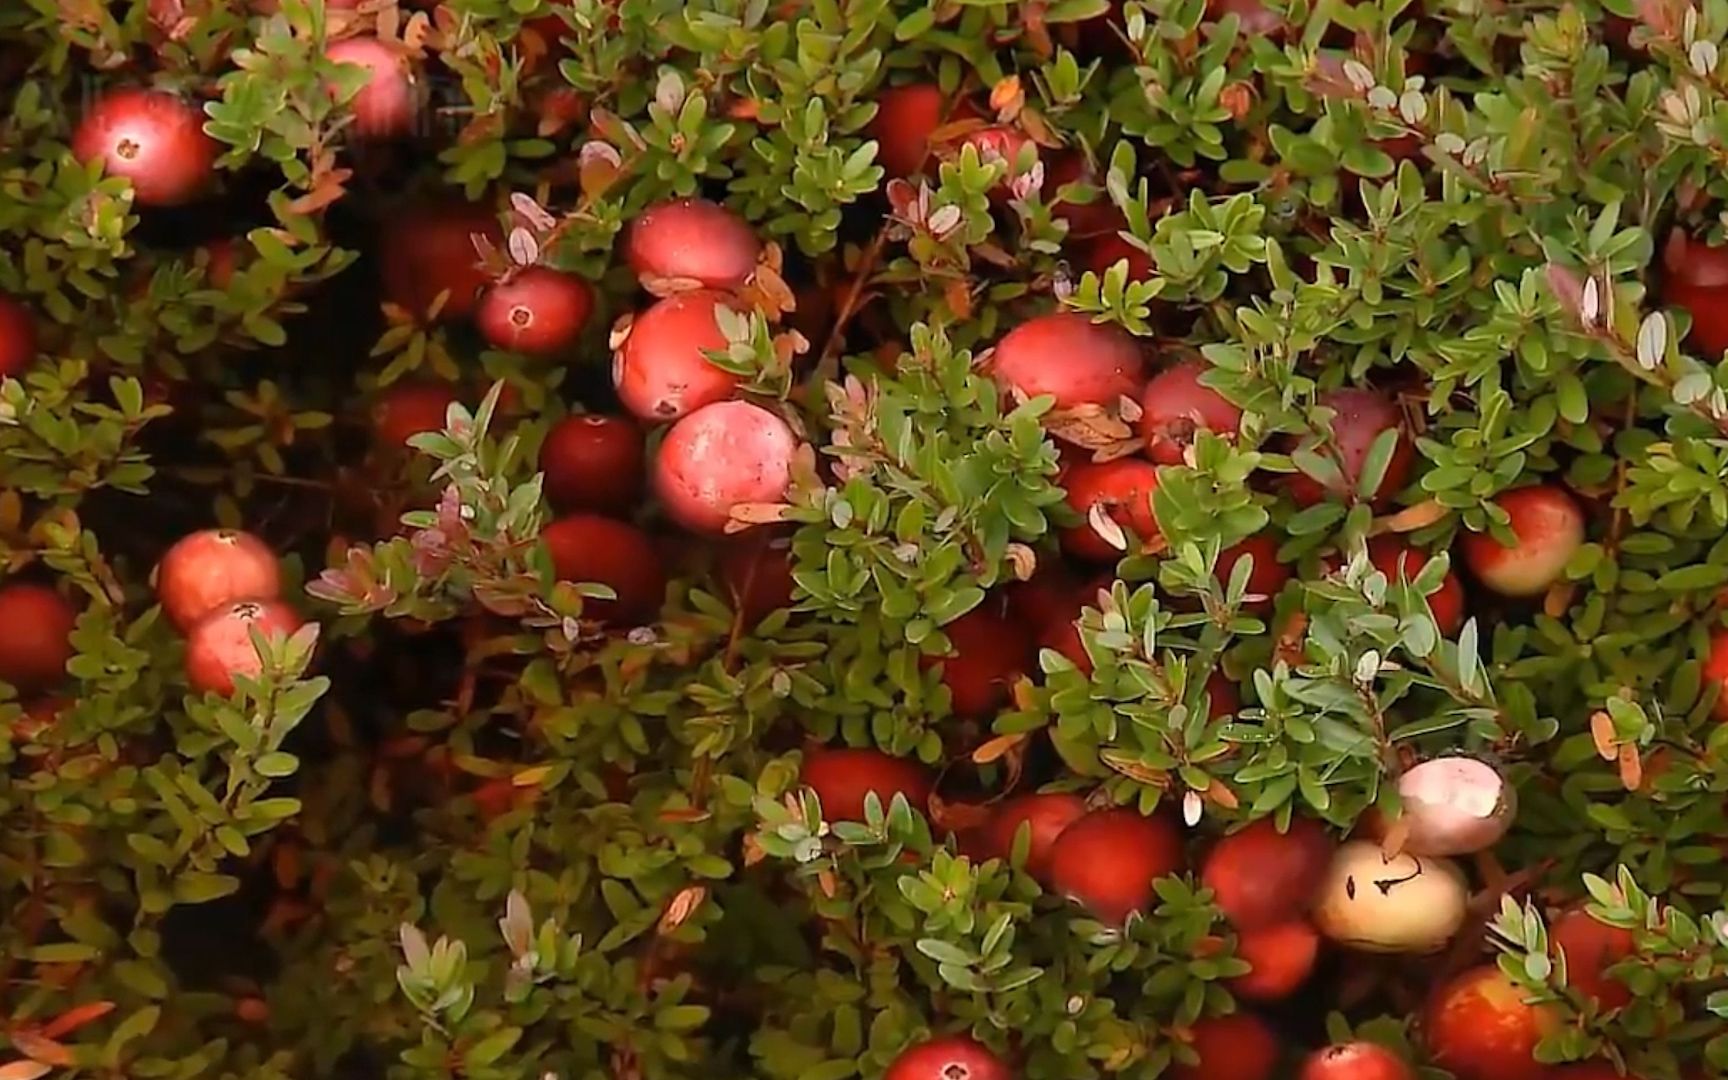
[1549,908,1635,1011]
[801,746,934,821]
[1060,458,1162,562]
[1047,151,1122,238]
[1227,920,1321,1002]
[990,312,1145,409]
[1201,815,1334,929]
[325,37,419,140]
[1459,485,1585,598]
[378,197,503,320]
[1424,965,1558,1080]
[612,289,743,422]
[1171,1013,1280,1080]
[868,83,948,179]
[371,381,458,450]
[541,514,666,625]
[884,1035,1011,1080]
[72,88,219,207]
[476,268,594,357]
[1298,1042,1417,1080]
[717,533,797,624]
[1285,388,1414,508]
[920,605,1033,719]
[654,401,796,534]
[1367,536,1466,634]
[1662,228,1728,358]
[0,583,76,695]
[184,599,307,696]
[1047,808,1185,924]
[0,293,37,378]
[1140,360,1243,466]
[980,792,1087,883]
[1082,232,1154,281]
[539,414,644,515]
[1216,534,1291,612]
[156,529,282,633]
[623,198,760,291]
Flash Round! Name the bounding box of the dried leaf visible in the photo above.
[41,1000,115,1039]
[972,731,1028,764]
[1371,498,1449,535]
[1617,745,1643,791]
[658,886,707,934]
[1088,504,1128,552]
[1590,711,1618,760]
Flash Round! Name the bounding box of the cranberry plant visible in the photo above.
[5,0,1728,1078]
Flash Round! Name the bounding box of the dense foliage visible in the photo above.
[5,0,1728,1078]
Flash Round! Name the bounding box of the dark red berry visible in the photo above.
[801,747,934,822]
[1285,388,1414,508]
[542,514,667,625]
[0,583,76,695]
[540,414,644,515]
[0,293,37,378]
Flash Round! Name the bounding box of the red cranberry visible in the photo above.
[623,198,760,291]
[1298,1042,1417,1080]
[1048,808,1185,924]
[612,289,743,422]
[325,37,419,139]
[476,268,594,357]
[653,401,796,534]
[0,293,37,378]
[542,514,666,625]
[539,414,644,515]
[1201,815,1334,929]
[156,529,282,633]
[1139,360,1243,466]
[980,792,1087,882]
[868,83,948,179]
[1459,485,1585,598]
[801,746,934,821]
[371,381,458,449]
[920,605,1033,719]
[72,88,219,207]
[184,599,307,696]
[1285,388,1414,508]
[884,1034,1011,1080]
[1367,536,1465,634]
[718,534,797,624]
[1216,534,1290,612]
[378,197,503,321]
[1662,228,1728,358]
[990,312,1145,409]
[0,583,76,695]
[1060,458,1162,562]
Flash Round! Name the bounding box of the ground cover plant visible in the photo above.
[4,0,1728,1077]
